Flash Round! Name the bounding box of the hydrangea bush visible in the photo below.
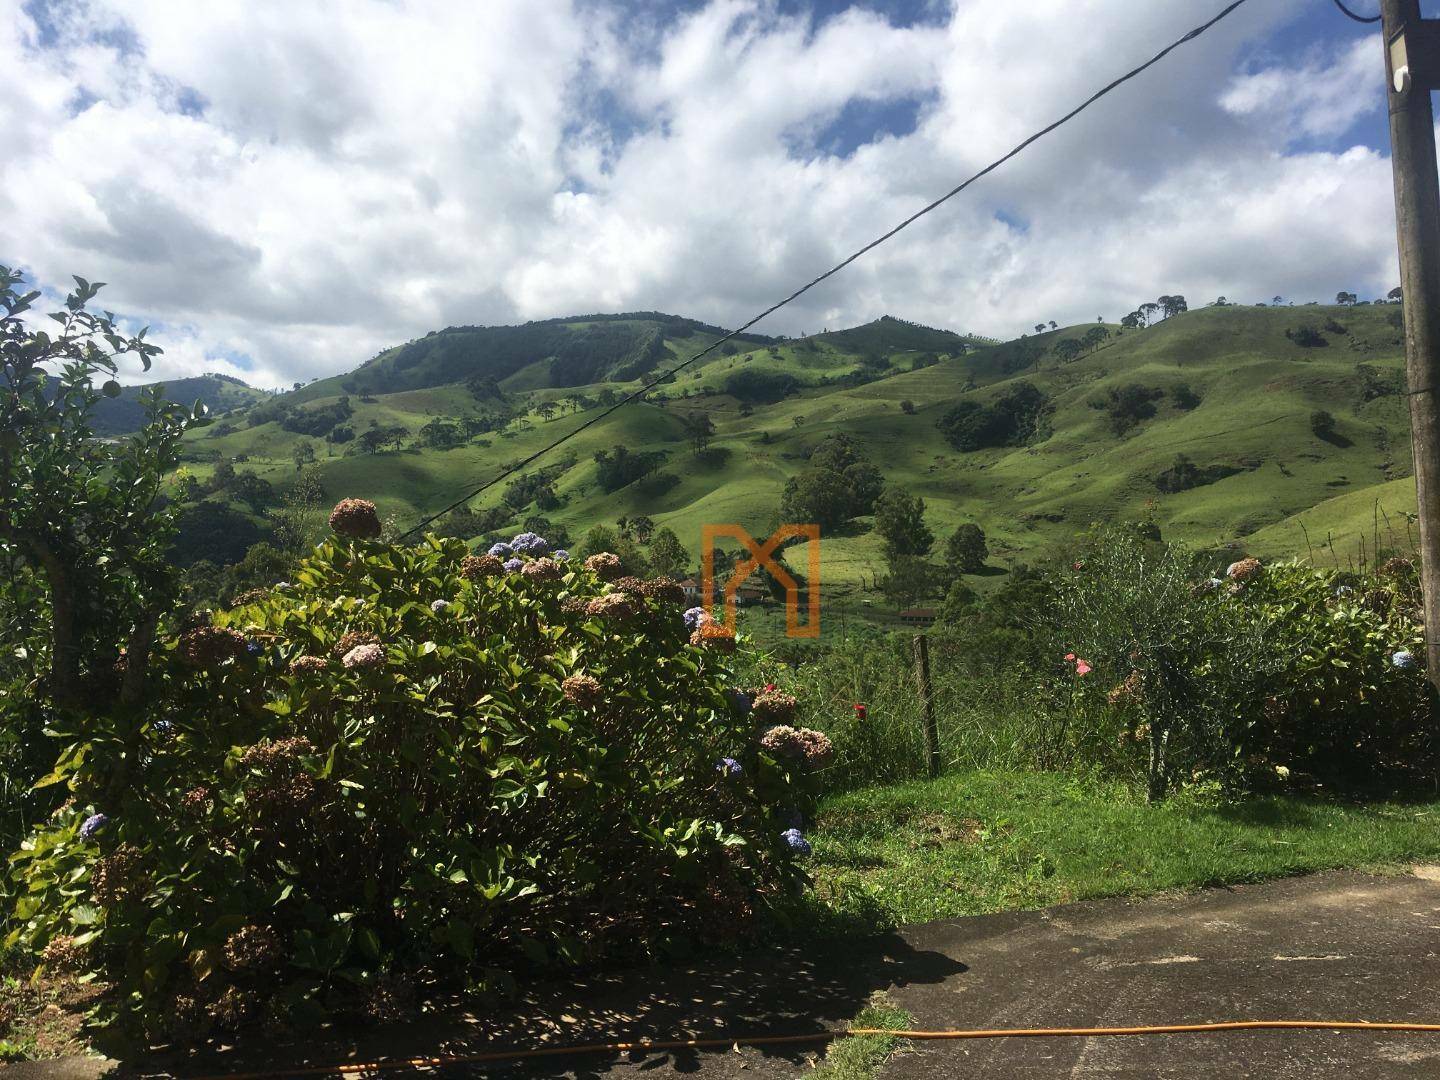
[1053,528,1430,798]
[6,518,824,1041]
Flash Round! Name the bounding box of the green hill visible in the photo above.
[172,302,1417,625]
[60,373,271,436]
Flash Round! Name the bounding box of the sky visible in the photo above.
[0,0,1415,389]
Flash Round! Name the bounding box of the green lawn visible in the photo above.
[808,770,1440,930]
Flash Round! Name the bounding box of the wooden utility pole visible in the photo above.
[1382,0,1440,687]
[912,634,940,778]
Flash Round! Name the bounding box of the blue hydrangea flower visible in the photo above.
[726,688,754,715]
[510,532,549,555]
[431,599,450,613]
[79,813,109,840]
[488,542,514,557]
[1392,649,1418,670]
[781,828,811,855]
[245,639,264,656]
[717,757,743,776]
[553,549,570,561]
[503,557,525,573]
[1334,584,1355,597]
[683,606,708,632]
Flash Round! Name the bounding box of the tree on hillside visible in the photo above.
[578,524,619,560]
[900,399,916,414]
[1054,338,1083,363]
[420,417,464,449]
[1310,409,1337,439]
[1104,384,1165,435]
[537,400,559,422]
[647,527,689,578]
[1034,323,1046,334]
[466,375,504,402]
[1388,286,1403,303]
[938,577,979,624]
[621,515,656,543]
[780,468,854,531]
[1336,291,1357,307]
[944,523,989,575]
[1049,321,1058,331]
[1158,295,1188,319]
[682,411,715,453]
[879,555,939,607]
[1273,295,1284,306]
[230,471,275,514]
[1139,302,1161,325]
[843,462,885,516]
[292,440,317,471]
[874,487,933,559]
[1170,383,1201,410]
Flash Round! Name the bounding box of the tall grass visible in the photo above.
[739,630,1092,793]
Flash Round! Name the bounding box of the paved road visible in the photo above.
[883,867,1440,1079]
[94,867,1440,1078]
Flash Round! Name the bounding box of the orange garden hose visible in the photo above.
[189,1019,1440,1078]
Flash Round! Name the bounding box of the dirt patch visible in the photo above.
[0,968,104,1061]
[913,815,983,848]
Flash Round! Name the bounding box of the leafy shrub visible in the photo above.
[1100,384,1164,435]
[936,382,1050,452]
[1356,363,1403,401]
[1310,410,1337,439]
[724,369,798,404]
[1170,383,1201,410]
[8,527,819,1039]
[1286,325,1327,348]
[1052,530,1429,798]
[1153,454,1244,494]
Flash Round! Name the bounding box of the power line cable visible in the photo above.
[1331,0,1382,24]
[399,0,1252,541]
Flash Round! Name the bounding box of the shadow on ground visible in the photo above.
[126,935,964,1079]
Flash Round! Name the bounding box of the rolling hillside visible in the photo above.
[171,302,1417,625]
[67,373,271,436]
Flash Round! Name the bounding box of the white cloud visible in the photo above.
[0,0,1403,389]
[1220,37,1381,143]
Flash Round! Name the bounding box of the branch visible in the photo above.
[0,523,83,711]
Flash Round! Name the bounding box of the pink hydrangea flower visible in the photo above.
[342,643,384,669]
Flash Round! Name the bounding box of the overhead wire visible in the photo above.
[397,0,1253,540]
[1332,0,1383,24]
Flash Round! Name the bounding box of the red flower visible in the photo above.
[853,703,868,720]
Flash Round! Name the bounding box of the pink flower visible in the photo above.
[1075,659,1092,676]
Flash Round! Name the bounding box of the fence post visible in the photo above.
[913,633,939,778]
